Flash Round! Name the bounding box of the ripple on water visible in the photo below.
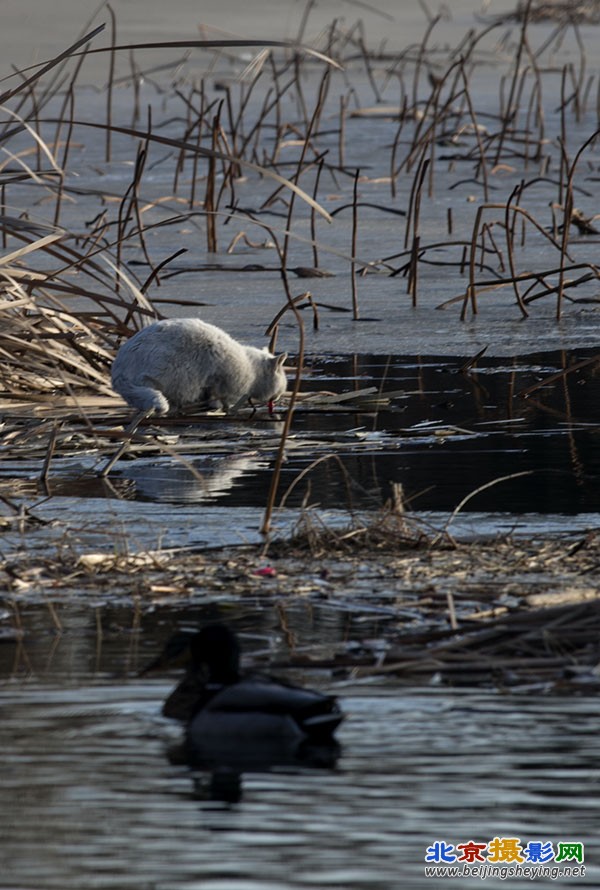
[0,684,598,889]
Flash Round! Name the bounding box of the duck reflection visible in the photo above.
[143,624,343,801]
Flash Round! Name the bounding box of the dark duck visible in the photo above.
[146,624,344,765]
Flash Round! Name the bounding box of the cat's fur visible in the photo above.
[112,318,287,414]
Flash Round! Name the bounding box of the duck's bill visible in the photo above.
[139,631,194,676]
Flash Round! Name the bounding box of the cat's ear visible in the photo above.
[275,353,288,368]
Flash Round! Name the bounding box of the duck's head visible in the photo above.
[189,624,241,683]
[143,623,241,684]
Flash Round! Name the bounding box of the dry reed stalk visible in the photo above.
[494,0,534,167]
[279,489,428,557]
[358,33,381,103]
[53,88,76,227]
[293,55,309,131]
[350,168,360,319]
[39,420,59,483]
[310,156,324,269]
[556,125,600,318]
[460,193,581,320]
[0,301,115,398]
[223,85,237,173]
[572,24,586,121]
[388,99,407,200]
[266,291,319,338]
[205,104,222,253]
[260,280,305,538]
[412,13,441,112]
[189,92,206,210]
[558,67,569,207]
[517,353,600,399]
[463,204,488,317]
[68,118,333,223]
[105,5,117,162]
[214,122,240,214]
[277,454,356,515]
[115,139,152,290]
[260,71,332,537]
[403,152,429,291]
[458,63,489,201]
[245,77,294,163]
[441,470,535,537]
[128,50,141,126]
[131,135,156,281]
[481,222,505,273]
[0,185,5,249]
[0,207,158,338]
[407,235,420,306]
[246,78,288,162]
[504,184,529,317]
[70,38,340,74]
[21,78,42,171]
[521,45,545,164]
[173,85,197,192]
[140,247,187,295]
[0,24,106,106]
[338,93,347,169]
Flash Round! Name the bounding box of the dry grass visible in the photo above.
[2,5,600,413]
[2,509,599,689]
[504,1,600,24]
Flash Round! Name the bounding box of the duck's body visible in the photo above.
[149,625,343,763]
[185,675,343,744]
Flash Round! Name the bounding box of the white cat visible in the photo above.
[111,318,287,414]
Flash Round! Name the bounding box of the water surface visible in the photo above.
[1,678,597,890]
[1,607,598,889]
[4,349,598,516]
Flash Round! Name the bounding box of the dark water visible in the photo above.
[21,348,600,514]
[284,349,600,514]
[1,544,598,890]
[2,683,597,890]
[1,609,598,890]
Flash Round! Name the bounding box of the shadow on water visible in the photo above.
[166,735,342,805]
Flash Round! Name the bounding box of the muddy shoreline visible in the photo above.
[3,500,599,691]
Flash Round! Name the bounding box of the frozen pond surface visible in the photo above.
[4,2,600,359]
